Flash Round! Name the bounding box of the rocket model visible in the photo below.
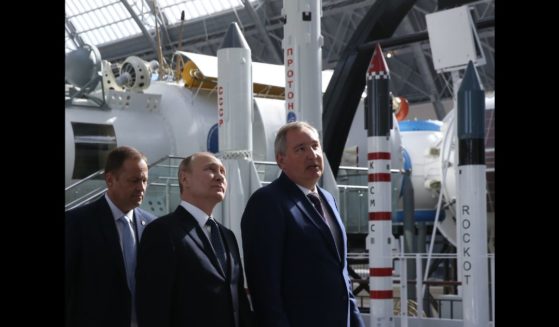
[456,61,489,327]
[281,0,340,203]
[218,22,253,153]
[366,44,394,327]
[282,0,323,135]
[216,22,262,251]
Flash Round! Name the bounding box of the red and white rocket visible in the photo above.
[366,44,394,327]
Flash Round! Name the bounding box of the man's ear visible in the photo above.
[180,171,190,188]
[276,153,284,169]
[105,172,113,188]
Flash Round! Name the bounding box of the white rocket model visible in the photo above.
[282,0,323,134]
[282,0,339,201]
[456,61,489,327]
[216,22,262,252]
[218,22,252,153]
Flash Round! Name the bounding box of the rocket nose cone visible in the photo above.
[457,60,485,140]
[219,22,250,50]
[459,61,483,92]
[367,43,389,75]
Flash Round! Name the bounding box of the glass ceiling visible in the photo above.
[65,0,254,53]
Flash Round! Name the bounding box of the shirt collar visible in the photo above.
[105,193,133,222]
[180,200,212,229]
[295,184,318,196]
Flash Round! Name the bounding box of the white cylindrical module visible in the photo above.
[217,22,253,154]
[282,0,323,135]
[65,97,172,186]
[144,83,218,158]
[397,120,444,222]
[65,84,284,188]
[65,50,286,191]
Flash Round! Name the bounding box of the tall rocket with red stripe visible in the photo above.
[366,43,394,327]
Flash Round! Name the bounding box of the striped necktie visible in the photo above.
[307,193,325,221]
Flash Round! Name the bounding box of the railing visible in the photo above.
[65,159,400,230]
[65,169,107,211]
[65,155,184,211]
[347,252,495,322]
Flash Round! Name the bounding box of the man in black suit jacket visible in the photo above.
[136,152,253,327]
[241,122,365,327]
[66,146,157,327]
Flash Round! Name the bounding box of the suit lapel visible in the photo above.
[134,209,148,240]
[220,225,237,277]
[175,206,227,279]
[96,197,128,283]
[279,174,341,261]
[317,187,346,261]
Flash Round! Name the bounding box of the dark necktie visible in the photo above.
[206,218,227,272]
[307,193,325,221]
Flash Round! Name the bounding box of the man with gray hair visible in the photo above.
[241,121,364,327]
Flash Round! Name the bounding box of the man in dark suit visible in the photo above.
[241,121,365,327]
[136,152,253,327]
[65,146,156,327]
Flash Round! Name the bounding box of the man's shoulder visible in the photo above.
[317,186,335,202]
[147,206,192,228]
[135,206,157,222]
[141,211,176,236]
[149,210,177,225]
[218,221,234,233]
[65,197,105,220]
[250,178,283,199]
[317,185,333,196]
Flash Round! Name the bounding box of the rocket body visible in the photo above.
[216,22,262,262]
[457,61,489,327]
[217,22,253,153]
[366,44,394,327]
[282,0,323,135]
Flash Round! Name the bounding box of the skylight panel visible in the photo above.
[184,1,199,18]
[212,1,224,12]
[82,30,98,45]
[76,0,90,12]
[65,30,78,53]
[156,0,255,26]
[192,1,208,17]
[66,0,149,48]
[65,1,78,17]
[65,0,257,51]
